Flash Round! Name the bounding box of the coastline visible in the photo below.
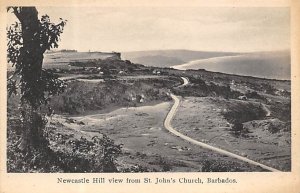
[171,54,290,81]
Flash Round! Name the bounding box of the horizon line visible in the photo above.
[49,48,290,54]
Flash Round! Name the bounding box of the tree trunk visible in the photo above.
[18,104,46,151]
[13,7,45,151]
[15,7,44,108]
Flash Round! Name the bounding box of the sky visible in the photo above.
[7,7,290,52]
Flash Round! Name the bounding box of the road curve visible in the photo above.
[181,77,189,86]
[163,77,281,172]
[262,103,271,117]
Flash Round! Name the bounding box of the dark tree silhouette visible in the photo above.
[7,7,67,150]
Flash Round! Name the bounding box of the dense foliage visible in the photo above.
[7,118,122,172]
[7,7,67,108]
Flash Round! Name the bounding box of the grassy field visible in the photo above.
[172,97,290,171]
[69,101,265,172]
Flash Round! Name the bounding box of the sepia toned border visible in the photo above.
[0,0,299,193]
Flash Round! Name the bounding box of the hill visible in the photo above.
[7,55,291,172]
[43,51,120,69]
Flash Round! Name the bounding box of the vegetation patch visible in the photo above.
[7,117,122,172]
[201,159,266,172]
[173,76,242,99]
[210,98,266,137]
[49,79,172,115]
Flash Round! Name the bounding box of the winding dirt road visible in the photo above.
[262,103,271,117]
[181,77,189,86]
[163,77,280,172]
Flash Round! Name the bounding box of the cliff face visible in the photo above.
[40,51,122,69]
[109,52,121,60]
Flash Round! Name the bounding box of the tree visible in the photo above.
[7,7,67,151]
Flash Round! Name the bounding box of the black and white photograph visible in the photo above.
[5,5,292,174]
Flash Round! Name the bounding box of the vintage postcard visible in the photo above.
[0,0,299,193]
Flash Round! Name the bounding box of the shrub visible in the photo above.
[7,117,122,173]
